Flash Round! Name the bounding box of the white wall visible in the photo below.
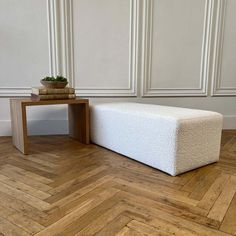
[0,0,235,136]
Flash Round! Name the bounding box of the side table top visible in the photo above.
[10,98,89,106]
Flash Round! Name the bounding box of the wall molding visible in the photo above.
[74,0,138,96]
[0,0,138,97]
[141,0,213,97]
[49,0,139,97]
[211,0,236,96]
[0,0,61,97]
[1,0,234,98]
[0,87,31,97]
[0,0,51,97]
[47,0,74,84]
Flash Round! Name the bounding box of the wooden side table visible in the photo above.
[10,98,90,154]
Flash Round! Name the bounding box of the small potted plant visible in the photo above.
[41,76,68,89]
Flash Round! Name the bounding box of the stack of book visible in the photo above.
[31,87,76,101]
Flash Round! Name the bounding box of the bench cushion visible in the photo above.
[90,103,223,176]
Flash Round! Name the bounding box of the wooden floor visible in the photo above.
[0,131,235,235]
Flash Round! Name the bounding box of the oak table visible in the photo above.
[10,98,90,154]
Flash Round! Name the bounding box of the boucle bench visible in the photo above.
[90,103,223,176]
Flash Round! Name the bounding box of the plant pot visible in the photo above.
[40,80,68,89]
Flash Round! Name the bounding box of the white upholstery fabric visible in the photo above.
[90,103,223,176]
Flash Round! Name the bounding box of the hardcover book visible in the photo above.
[31,93,76,101]
[32,87,75,95]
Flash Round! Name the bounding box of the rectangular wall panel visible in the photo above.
[211,0,236,96]
[0,0,50,96]
[72,0,137,96]
[142,0,211,96]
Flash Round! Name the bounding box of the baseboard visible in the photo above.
[0,116,235,136]
[0,120,68,136]
[223,116,236,130]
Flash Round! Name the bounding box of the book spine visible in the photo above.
[31,93,76,101]
[32,88,75,95]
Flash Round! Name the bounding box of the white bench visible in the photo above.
[90,103,223,176]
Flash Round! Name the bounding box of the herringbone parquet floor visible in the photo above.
[0,131,236,235]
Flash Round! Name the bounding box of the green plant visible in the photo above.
[42,76,55,81]
[42,76,68,82]
[55,76,67,82]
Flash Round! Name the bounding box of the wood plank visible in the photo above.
[2,164,53,184]
[120,191,219,229]
[116,226,144,236]
[0,190,47,221]
[95,214,132,236]
[220,193,236,235]
[113,178,198,206]
[0,165,52,192]
[181,165,213,193]
[35,189,121,236]
[49,175,114,206]
[128,220,165,236]
[122,200,230,236]
[10,99,28,154]
[0,181,51,211]
[68,102,90,144]
[0,174,51,200]
[48,166,107,195]
[0,216,30,236]
[188,169,221,200]
[0,204,44,234]
[208,176,236,221]
[12,98,89,106]
[197,173,230,210]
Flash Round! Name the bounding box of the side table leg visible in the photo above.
[10,100,28,154]
[68,103,90,144]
